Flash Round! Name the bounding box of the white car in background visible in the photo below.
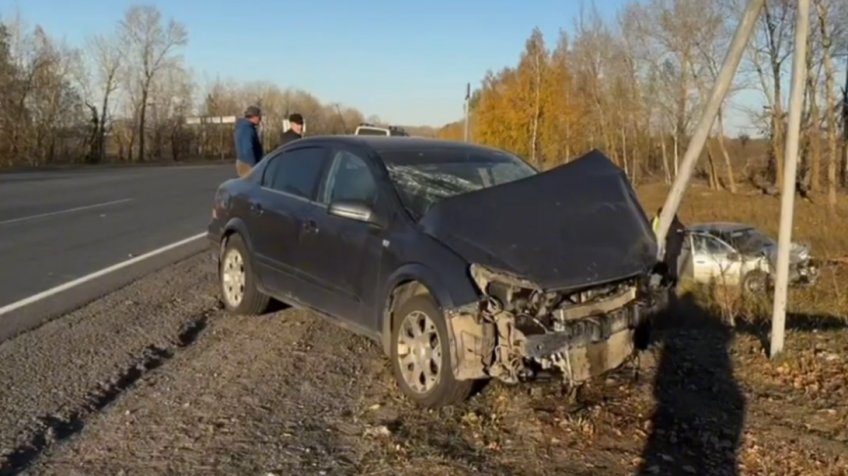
[354,123,409,137]
[678,222,819,293]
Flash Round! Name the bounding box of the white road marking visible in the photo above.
[0,198,134,226]
[0,232,207,317]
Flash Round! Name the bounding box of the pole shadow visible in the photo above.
[638,292,746,475]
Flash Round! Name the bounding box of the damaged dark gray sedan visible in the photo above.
[207,136,668,407]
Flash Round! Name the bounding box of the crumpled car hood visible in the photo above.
[759,241,812,266]
[418,150,659,292]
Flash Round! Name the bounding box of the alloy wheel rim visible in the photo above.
[222,248,245,307]
[396,310,442,394]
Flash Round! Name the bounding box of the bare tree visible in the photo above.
[519,28,547,167]
[815,0,839,210]
[118,5,187,162]
[748,0,796,187]
[88,33,122,163]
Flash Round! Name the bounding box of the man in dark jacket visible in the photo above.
[234,105,263,177]
[279,113,304,146]
[652,206,686,286]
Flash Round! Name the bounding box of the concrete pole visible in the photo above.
[654,0,766,253]
[770,0,811,358]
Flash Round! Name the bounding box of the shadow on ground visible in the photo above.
[638,292,746,476]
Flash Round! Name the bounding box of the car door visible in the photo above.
[248,146,330,299]
[693,234,739,284]
[691,234,717,283]
[296,147,387,331]
[678,233,695,280]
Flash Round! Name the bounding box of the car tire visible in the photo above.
[741,270,769,295]
[219,234,271,315]
[390,294,474,408]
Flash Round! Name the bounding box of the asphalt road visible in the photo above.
[0,163,235,319]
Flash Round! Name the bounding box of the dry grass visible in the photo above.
[637,182,848,325]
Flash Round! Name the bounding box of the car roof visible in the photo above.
[688,222,754,233]
[289,135,506,154]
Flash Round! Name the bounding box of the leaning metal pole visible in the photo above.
[770,0,810,358]
[654,0,766,253]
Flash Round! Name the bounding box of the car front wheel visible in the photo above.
[390,294,474,408]
[219,234,271,315]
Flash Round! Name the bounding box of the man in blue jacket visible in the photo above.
[234,105,263,177]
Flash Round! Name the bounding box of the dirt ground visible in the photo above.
[0,250,846,476]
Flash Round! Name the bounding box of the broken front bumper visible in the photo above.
[790,260,819,286]
[448,284,651,385]
[524,290,645,382]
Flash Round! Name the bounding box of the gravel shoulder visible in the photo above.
[1,254,846,475]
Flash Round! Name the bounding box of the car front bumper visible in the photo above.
[523,300,645,382]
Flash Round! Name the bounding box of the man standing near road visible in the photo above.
[234,105,263,177]
[652,206,686,287]
[279,113,304,146]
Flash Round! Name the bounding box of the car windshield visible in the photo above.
[379,147,537,219]
[725,228,774,253]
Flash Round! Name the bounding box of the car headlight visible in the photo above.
[469,263,540,293]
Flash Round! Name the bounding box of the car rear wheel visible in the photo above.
[220,234,271,315]
[390,294,474,408]
[742,270,769,295]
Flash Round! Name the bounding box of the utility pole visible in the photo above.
[654,0,765,252]
[770,0,810,358]
[464,82,470,142]
[650,0,810,359]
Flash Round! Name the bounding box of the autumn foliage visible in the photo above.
[440,1,848,202]
[442,23,671,180]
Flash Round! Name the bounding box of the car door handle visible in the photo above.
[249,202,263,215]
[303,219,319,234]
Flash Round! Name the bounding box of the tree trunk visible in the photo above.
[766,4,785,188]
[530,54,542,167]
[707,141,720,190]
[138,85,149,163]
[843,60,848,188]
[717,109,737,193]
[808,77,821,192]
[99,89,112,163]
[621,127,629,180]
[815,0,838,210]
[661,136,671,184]
[673,128,680,177]
[85,103,100,163]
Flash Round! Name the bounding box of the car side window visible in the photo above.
[323,150,378,206]
[261,147,327,200]
[698,235,732,255]
[693,235,712,254]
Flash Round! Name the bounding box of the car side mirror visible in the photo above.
[328,200,382,226]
